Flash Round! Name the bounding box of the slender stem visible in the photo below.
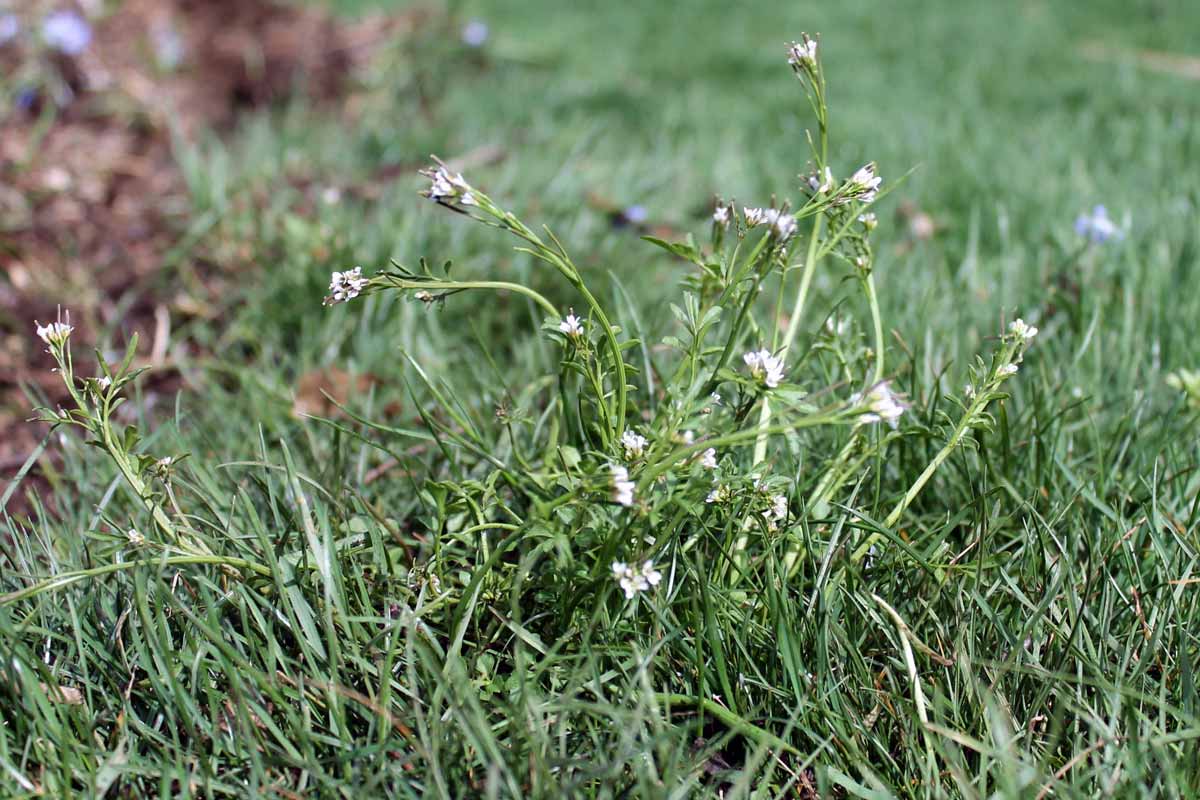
[102,425,177,540]
[636,411,846,490]
[750,215,825,468]
[849,343,1021,563]
[863,273,885,384]
[703,235,773,394]
[777,215,826,365]
[573,279,628,439]
[381,278,560,318]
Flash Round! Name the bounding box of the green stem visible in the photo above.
[703,235,773,394]
[849,343,1020,563]
[573,280,628,439]
[382,278,560,318]
[751,214,825,468]
[863,273,885,384]
[637,412,846,490]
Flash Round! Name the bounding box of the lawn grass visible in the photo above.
[4,0,1200,796]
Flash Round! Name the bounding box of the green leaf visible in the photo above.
[642,235,704,266]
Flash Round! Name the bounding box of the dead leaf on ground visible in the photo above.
[292,367,381,419]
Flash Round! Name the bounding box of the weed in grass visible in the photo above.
[5,11,1200,798]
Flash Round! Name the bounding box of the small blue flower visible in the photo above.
[15,87,38,111]
[461,19,489,48]
[623,204,649,224]
[1074,204,1121,244]
[42,10,91,56]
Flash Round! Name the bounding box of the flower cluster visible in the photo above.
[559,312,585,337]
[621,430,648,460]
[36,320,73,348]
[705,483,733,504]
[1008,318,1039,342]
[420,162,476,207]
[609,464,635,507]
[786,34,819,74]
[845,163,882,204]
[699,447,718,469]
[851,380,907,427]
[762,492,789,530]
[743,348,785,389]
[743,207,797,241]
[712,199,733,227]
[611,560,662,599]
[994,315,1041,379]
[805,163,881,207]
[324,267,368,305]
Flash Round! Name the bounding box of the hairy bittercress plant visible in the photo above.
[12,35,1048,767]
[324,33,1040,616]
[18,314,273,604]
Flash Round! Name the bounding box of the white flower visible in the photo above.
[851,380,907,427]
[414,290,434,303]
[611,560,662,599]
[706,483,732,504]
[325,267,368,305]
[95,375,112,391]
[621,430,648,460]
[420,162,473,204]
[858,212,878,231]
[963,383,976,399]
[999,363,1019,376]
[709,392,722,406]
[559,313,584,337]
[127,528,145,547]
[772,212,797,241]
[1074,205,1122,244]
[610,464,635,507]
[743,348,785,389]
[679,429,695,446]
[847,163,882,203]
[770,494,788,519]
[1008,318,1039,342]
[743,206,796,239]
[808,166,834,194]
[700,448,718,469]
[825,315,848,337]
[42,10,91,56]
[787,36,818,69]
[761,493,789,529]
[36,320,73,346]
[713,204,731,226]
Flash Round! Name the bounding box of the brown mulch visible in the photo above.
[0,0,414,513]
